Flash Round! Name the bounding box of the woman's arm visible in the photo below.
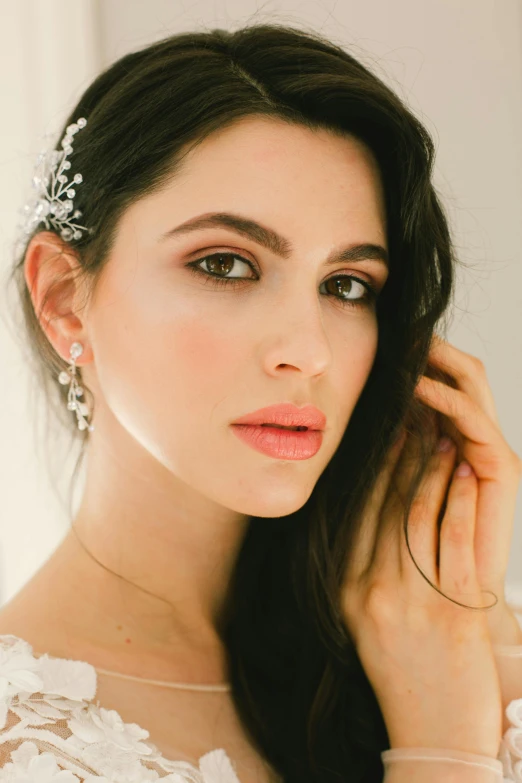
[491,583,522,734]
[380,585,522,782]
[383,755,504,783]
[383,753,504,783]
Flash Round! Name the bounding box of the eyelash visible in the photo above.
[185,252,379,309]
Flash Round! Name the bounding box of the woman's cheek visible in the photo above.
[173,319,242,388]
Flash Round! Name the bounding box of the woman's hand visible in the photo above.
[340,424,503,757]
[413,335,522,646]
[338,336,516,757]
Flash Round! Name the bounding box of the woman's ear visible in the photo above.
[23,230,93,366]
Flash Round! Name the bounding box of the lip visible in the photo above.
[231,403,326,431]
[231,424,323,460]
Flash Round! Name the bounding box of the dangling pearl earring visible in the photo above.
[58,341,94,432]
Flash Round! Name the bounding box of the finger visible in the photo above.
[427,336,500,426]
[439,460,482,604]
[346,429,407,584]
[398,437,458,590]
[391,430,432,510]
[413,376,518,482]
[371,431,435,579]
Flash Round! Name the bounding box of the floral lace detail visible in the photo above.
[499,700,522,782]
[3,605,522,783]
[0,635,241,782]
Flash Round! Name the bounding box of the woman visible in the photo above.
[1,22,521,783]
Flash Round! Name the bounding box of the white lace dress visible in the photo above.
[0,583,522,782]
[0,633,242,783]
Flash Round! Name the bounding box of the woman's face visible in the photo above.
[80,116,389,518]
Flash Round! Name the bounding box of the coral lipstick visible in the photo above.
[230,403,326,459]
[231,424,323,459]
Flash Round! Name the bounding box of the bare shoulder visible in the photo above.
[0,577,69,656]
[0,600,49,651]
[0,534,80,652]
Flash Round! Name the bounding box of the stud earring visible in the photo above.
[58,341,94,432]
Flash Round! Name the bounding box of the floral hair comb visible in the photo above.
[16,117,93,252]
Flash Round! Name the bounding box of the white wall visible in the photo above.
[1,0,521,604]
[0,0,101,604]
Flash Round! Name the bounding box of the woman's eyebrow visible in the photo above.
[159,211,389,269]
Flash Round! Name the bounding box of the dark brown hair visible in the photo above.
[6,22,491,783]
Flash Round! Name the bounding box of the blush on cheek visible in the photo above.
[173,327,241,433]
[175,324,238,388]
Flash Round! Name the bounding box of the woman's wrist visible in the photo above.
[493,642,522,656]
[381,747,504,782]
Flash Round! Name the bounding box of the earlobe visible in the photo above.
[23,230,87,361]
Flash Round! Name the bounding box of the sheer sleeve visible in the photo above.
[380,580,522,783]
[381,747,505,782]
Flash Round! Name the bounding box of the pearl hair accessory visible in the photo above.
[16,117,92,250]
[58,342,94,432]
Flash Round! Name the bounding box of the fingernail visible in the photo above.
[455,460,473,477]
[437,436,454,453]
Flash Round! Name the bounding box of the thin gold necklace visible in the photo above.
[62,526,231,691]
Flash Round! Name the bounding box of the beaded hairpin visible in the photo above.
[16,117,92,250]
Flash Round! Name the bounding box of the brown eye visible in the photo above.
[186,253,378,309]
[196,253,255,279]
[323,275,364,299]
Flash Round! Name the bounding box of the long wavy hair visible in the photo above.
[6,22,490,783]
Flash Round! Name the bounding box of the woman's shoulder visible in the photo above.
[0,631,98,704]
[0,633,102,778]
[0,633,240,782]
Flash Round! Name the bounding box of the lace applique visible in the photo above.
[498,699,522,782]
[0,635,241,782]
